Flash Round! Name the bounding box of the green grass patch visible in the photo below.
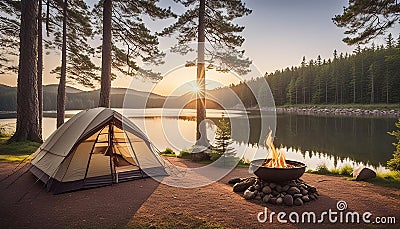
[127,213,225,229]
[0,136,40,162]
[159,147,177,157]
[278,103,400,111]
[308,164,400,189]
[177,149,192,159]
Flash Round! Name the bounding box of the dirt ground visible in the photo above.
[0,158,399,228]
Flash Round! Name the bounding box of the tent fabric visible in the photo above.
[30,108,168,194]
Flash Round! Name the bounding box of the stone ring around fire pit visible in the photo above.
[250,159,306,182]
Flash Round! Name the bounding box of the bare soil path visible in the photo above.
[0,158,399,228]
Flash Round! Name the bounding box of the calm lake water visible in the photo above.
[0,109,397,172]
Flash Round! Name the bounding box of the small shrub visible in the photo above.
[387,118,400,171]
[160,147,175,155]
[338,164,353,176]
[209,150,222,161]
[178,149,192,159]
[315,163,330,174]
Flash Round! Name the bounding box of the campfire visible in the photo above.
[229,130,318,206]
[262,130,297,168]
[249,130,306,182]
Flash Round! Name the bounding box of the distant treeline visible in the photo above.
[229,35,400,106]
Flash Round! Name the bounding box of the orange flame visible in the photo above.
[262,130,287,168]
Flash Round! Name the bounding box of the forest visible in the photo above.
[229,34,400,107]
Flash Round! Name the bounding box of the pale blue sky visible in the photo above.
[1,0,398,93]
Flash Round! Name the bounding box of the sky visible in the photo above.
[1,0,398,96]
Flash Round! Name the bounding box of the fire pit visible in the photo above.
[250,159,306,182]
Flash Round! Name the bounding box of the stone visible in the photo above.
[275,185,283,193]
[228,177,241,184]
[288,180,297,187]
[294,198,304,206]
[353,167,376,181]
[243,190,255,200]
[293,194,303,199]
[269,182,277,189]
[283,194,293,206]
[263,194,271,203]
[249,186,256,192]
[309,194,316,201]
[308,186,317,193]
[233,177,256,192]
[282,185,290,192]
[255,195,262,200]
[276,197,283,205]
[302,195,310,202]
[301,189,308,195]
[271,190,280,196]
[255,184,261,191]
[269,197,277,204]
[262,186,272,194]
[287,187,301,195]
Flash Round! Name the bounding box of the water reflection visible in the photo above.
[0,109,396,171]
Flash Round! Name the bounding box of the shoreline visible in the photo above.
[274,107,400,117]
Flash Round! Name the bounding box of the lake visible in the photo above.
[0,108,397,172]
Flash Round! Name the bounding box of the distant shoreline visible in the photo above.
[273,106,400,117]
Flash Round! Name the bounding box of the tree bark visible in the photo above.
[196,0,207,147]
[57,0,67,128]
[37,0,43,137]
[99,0,112,108]
[9,0,42,143]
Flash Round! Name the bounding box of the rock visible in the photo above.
[243,190,255,200]
[262,186,272,194]
[269,197,277,204]
[287,187,301,195]
[233,177,256,192]
[301,189,308,195]
[228,177,242,184]
[293,193,303,198]
[302,195,310,202]
[283,194,293,206]
[275,185,283,193]
[353,167,376,181]
[276,197,283,205]
[271,190,280,196]
[288,180,297,187]
[309,194,316,201]
[255,195,262,200]
[255,184,261,191]
[308,186,317,193]
[263,194,271,203]
[249,186,256,192]
[282,185,290,192]
[269,183,277,189]
[294,198,304,206]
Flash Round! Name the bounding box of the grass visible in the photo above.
[127,213,225,229]
[308,163,400,189]
[0,136,40,162]
[278,103,400,111]
[159,147,177,157]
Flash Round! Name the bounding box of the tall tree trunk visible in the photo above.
[37,0,43,137]
[196,0,207,147]
[9,0,41,143]
[99,0,112,108]
[57,0,67,128]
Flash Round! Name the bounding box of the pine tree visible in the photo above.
[387,119,400,171]
[45,0,97,127]
[333,0,400,45]
[94,0,174,108]
[0,1,20,74]
[9,0,42,142]
[159,0,252,147]
[212,115,235,159]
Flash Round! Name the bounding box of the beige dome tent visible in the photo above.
[30,108,168,194]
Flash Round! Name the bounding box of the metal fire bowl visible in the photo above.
[250,159,306,182]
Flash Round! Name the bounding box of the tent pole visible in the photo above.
[83,126,105,183]
[124,130,144,178]
[109,122,116,183]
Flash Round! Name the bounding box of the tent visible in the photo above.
[30,108,168,194]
